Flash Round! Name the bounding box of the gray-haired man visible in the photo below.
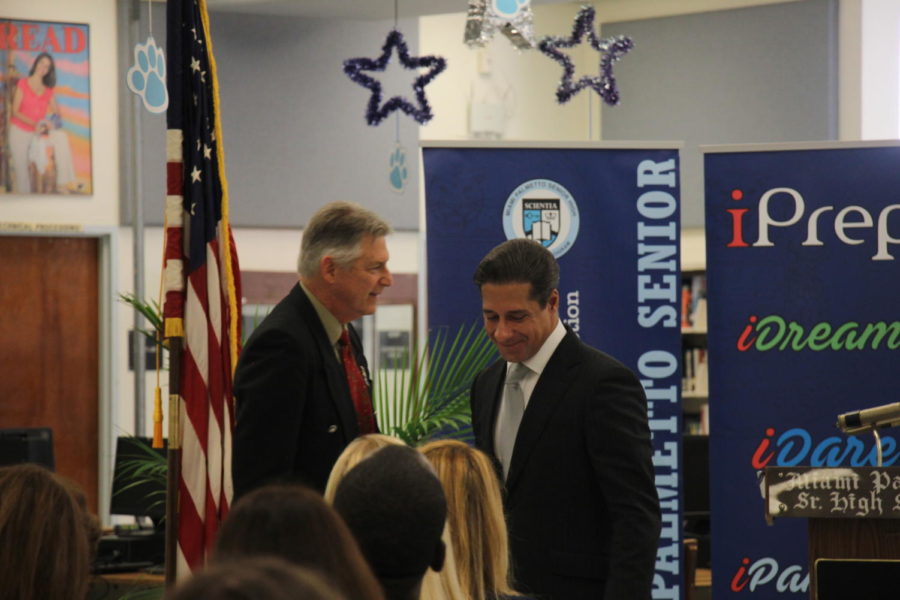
[233,202,393,498]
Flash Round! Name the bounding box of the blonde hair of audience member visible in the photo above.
[0,463,92,600]
[420,440,517,600]
[213,484,384,600]
[419,524,469,600]
[323,433,405,503]
[168,556,346,600]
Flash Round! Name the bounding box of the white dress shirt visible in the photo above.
[494,319,566,452]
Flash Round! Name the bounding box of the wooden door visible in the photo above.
[0,235,99,512]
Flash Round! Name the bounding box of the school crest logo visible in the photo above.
[503,179,579,258]
[523,198,560,246]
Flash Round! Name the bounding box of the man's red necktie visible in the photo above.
[339,329,376,434]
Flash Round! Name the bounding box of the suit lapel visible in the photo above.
[291,285,359,442]
[505,330,582,493]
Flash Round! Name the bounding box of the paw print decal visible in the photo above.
[127,36,169,114]
[389,145,408,193]
[492,0,529,18]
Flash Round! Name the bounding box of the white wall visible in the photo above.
[420,0,805,142]
[859,0,900,139]
[419,5,597,141]
[839,0,900,140]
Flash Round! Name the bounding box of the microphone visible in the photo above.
[836,402,900,435]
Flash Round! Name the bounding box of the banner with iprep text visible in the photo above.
[423,144,684,599]
[704,142,900,599]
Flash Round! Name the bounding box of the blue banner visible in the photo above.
[423,143,684,599]
[704,142,900,599]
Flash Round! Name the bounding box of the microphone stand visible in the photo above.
[873,428,883,467]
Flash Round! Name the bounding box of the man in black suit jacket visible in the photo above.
[470,239,660,600]
[232,202,393,498]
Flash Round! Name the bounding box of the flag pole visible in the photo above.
[164,333,183,587]
[162,0,241,583]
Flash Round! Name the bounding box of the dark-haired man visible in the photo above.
[233,202,392,498]
[470,238,661,600]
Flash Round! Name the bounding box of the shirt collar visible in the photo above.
[512,318,566,377]
[299,281,343,347]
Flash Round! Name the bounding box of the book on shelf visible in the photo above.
[683,403,710,435]
[681,283,692,330]
[700,402,709,435]
[682,347,708,395]
[681,273,707,331]
[692,297,708,332]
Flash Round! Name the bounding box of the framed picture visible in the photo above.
[1,19,91,195]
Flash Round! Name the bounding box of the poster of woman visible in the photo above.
[1,19,91,195]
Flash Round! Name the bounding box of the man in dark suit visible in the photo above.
[232,202,392,498]
[470,239,661,600]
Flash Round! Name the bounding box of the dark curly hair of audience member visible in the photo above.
[168,556,346,600]
[213,483,384,600]
[0,463,92,600]
[333,445,447,600]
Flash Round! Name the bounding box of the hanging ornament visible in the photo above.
[126,35,169,113]
[388,143,408,193]
[465,0,536,50]
[344,29,447,126]
[538,5,633,106]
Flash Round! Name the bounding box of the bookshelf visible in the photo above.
[681,228,708,436]
[680,229,710,571]
[682,272,708,435]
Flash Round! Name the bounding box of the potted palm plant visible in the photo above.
[373,322,497,445]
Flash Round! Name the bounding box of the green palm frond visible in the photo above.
[374,322,498,445]
[114,436,168,515]
[118,293,164,346]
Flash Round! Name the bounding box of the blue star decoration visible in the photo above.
[344,29,448,126]
[538,5,634,106]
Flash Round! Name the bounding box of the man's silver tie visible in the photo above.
[497,362,530,480]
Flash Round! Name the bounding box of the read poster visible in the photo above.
[1,19,91,195]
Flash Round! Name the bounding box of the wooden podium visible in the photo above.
[764,466,900,599]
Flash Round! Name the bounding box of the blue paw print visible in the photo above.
[389,146,408,193]
[127,36,169,114]
[493,0,528,17]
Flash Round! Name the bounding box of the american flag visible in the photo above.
[163,0,241,577]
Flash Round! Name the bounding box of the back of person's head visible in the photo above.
[213,484,383,600]
[324,433,406,503]
[325,435,459,600]
[0,463,91,600]
[473,238,559,307]
[298,202,392,278]
[420,440,515,600]
[333,445,447,600]
[168,557,345,600]
[61,475,102,554]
